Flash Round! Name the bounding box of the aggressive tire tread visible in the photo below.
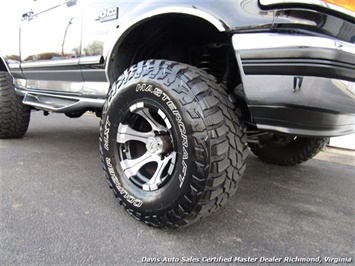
[0,71,31,138]
[250,137,328,166]
[100,60,248,228]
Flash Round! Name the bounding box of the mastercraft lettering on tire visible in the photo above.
[0,0,354,228]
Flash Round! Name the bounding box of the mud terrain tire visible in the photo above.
[99,60,248,228]
[0,71,30,138]
[250,135,328,166]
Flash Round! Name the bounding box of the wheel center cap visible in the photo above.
[146,137,161,154]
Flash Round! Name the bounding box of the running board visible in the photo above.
[22,92,105,113]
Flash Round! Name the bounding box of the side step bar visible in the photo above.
[21,91,105,113]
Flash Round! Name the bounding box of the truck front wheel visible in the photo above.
[99,60,248,228]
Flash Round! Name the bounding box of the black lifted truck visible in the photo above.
[1,0,354,228]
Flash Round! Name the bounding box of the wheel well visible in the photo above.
[109,14,241,91]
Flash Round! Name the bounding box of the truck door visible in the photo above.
[20,0,82,93]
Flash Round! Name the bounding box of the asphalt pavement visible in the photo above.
[1,111,354,265]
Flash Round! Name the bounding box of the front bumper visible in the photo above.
[233,33,355,137]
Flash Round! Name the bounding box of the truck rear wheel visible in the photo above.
[0,71,31,138]
[249,134,328,166]
[99,60,248,228]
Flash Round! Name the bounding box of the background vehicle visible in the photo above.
[1,0,354,228]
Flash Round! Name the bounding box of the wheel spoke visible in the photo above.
[117,123,155,144]
[122,152,160,179]
[118,102,176,191]
[143,152,176,191]
[136,108,166,131]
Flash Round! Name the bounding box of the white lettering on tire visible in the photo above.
[106,157,143,207]
[104,116,110,151]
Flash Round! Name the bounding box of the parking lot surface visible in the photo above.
[1,112,354,265]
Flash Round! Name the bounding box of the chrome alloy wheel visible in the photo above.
[117,102,177,192]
